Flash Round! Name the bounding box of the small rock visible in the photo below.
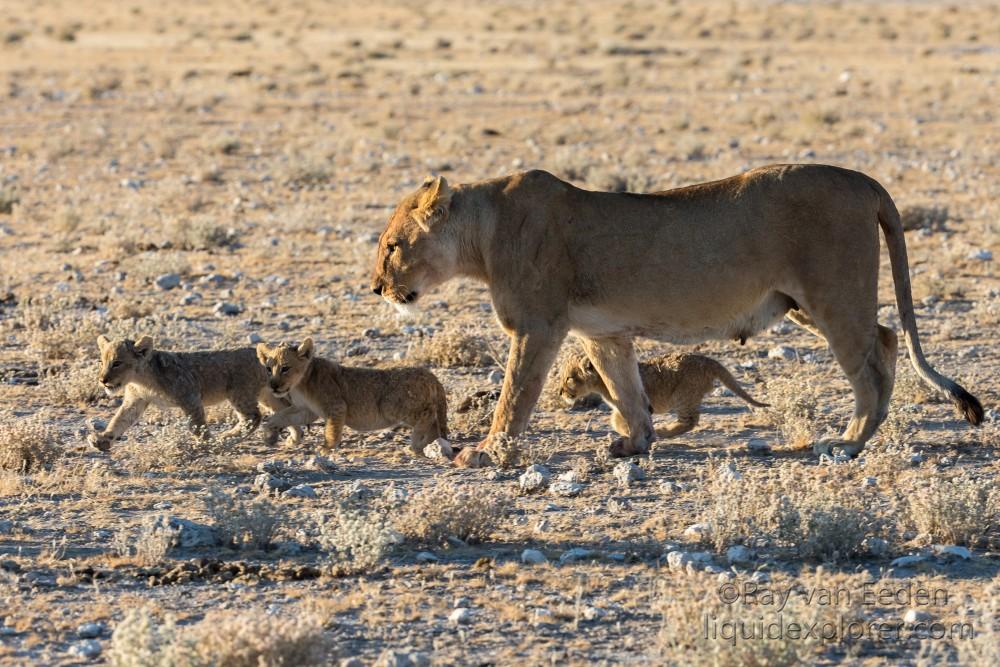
[746,438,771,454]
[726,545,753,564]
[768,345,797,361]
[303,456,336,472]
[247,333,263,345]
[718,462,742,482]
[890,554,925,568]
[144,515,218,549]
[518,464,551,494]
[582,606,605,621]
[967,249,992,261]
[253,473,291,495]
[415,551,438,563]
[521,548,547,565]
[910,452,925,465]
[71,640,102,660]
[283,484,317,499]
[0,520,13,535]
[213,301,242,316]
[76,622,104,639]
[559,547,593,564]
[550,481,583,497]
[374,651,431,667]
[382,484,408,505]
[684,523,711,541]
[863,536,889,557]
[904,609,933,624]
[487,369,504,384]
[863,476,877,488]
[180,293,201,306]
[347,480,370,501]
[613,461,644,486]
[666,550,712,571]
[933,545,972,560]
[557,470,580,483]
[749,570,770,583]
[448,608,472,625]
[423,438,453,460]
[154,273,181,290]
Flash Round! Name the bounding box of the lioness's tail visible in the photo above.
[709,360,769,408]
[873,180,984,425]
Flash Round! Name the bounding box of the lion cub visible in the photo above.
[88,335,305,451]
[256,338,449,454]
[559,353,768,438]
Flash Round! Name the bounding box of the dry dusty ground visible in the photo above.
[0,0,999,664]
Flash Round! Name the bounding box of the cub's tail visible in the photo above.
[711,361,769,408]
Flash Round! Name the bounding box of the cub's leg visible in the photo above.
[219,395,262,441]
[657,409,700,438]
[259,392,309,446]
[321,400,348,453]
[409,405,445,456]
[178,399,209,440]
[89,389,149,451]
[579,336,655,458]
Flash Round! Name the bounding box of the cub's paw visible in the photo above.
[87,432,113,453]
[452,447,493,469]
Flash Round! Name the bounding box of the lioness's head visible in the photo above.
[97,335,155,392]
[371,175,455,311]
[558,354,604,405]
[256,338,314,397]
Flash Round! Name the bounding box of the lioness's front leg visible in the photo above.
[453,327,565,468]
[579,336,655,458]
[89,390,149,452]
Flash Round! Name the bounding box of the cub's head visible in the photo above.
[97,335,155,392]
[256,338,314,397]
[370,175,456,312]
[558,354,603,405]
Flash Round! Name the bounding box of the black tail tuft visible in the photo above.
[951,385,984,426]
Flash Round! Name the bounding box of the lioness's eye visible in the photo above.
[111,361,122,368]
[280,366,290,374]
[386,242,398,254]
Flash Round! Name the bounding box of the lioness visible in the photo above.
[256,338,449,454]
[89,335,305,451]
[559,352,767,438]
[371,166,983,466]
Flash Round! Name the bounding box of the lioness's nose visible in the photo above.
[372,284,383,296]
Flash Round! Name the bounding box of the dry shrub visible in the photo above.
[204,488,281,551]
[481,433,557,469]
[166,216,238,251]
[120,517,175,567]
[108,607,332,667]
[698,461,893,562]
[396,479,511,546]
[0,412,61,472]
[906,473,998,546]
[657,571,861,666]
[316,505,396,575]
[19,303,105,361]
[408,328,497,368]
[762,372,822,448]
[113,420,219,474]
[899,204,949,232]
[44,359,103,406]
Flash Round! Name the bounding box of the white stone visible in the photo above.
[76,622,104,639]
[890,554,925,568]
[448,608,472,624]
[768,345,797,361]
[559,547,593,564]
[253,473,291,495]
[933,545,972,560]
[726,545,753,564]
[746,438,771,454]
[283,484,317,499]
[904,609,933,624]
[863,537,889,557]
[557,470,580,483]
[143,515,217,549]
[550,481,583,497]
[415,551,438,563]
[583,606,605,621]
[521,548,547,565]
[519,464,551,494]
[613,461,644,486]
[487,370,504,384]
[71,640,102,660]
[718,462,742,482]
[684,523,711,541]
[423,438,453,460]
[967,249,992,261]
[154,273,181,290]
[213,301,242,316]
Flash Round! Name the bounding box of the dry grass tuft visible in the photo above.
[44,359,103,406]
[900,203,950,232]
[906,473,998,546]
[408,328,497,368]
[113,420,220,474]
[762,372,823,448]
[316,505,396,574]
[108,607,332,667]
[0,412,61,472]
[396,479,511,546]
[481,433,557,469]
[204,488,281,551]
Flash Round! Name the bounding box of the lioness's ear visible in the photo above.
[97,335,111,353]
[413,175,452,232]
[134,335,154,359]
[582,357,594,372]
[256,343,270,365]
[297,337,314,360]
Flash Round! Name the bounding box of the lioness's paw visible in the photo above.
[609,437,644,458]
[87,432,112,452]
[453,447,492,469]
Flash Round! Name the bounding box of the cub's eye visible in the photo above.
[111,361,122,368]
[386,242,398,254]
[280,366,290,374]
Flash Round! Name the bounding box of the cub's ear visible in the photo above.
[297,337,314,360]
[582,357,595,372]
[97,335,111,353]
[413,175,452,232]
[133,335,154,359]
[256,343,270,366]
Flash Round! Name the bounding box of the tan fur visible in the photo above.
[89,335,304,452]
[371,165,982,466]
[256,339,449,455]
[559,353,768,438]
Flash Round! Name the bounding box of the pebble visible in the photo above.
[283,484,317,499]
[448,608,472,625]
[904,609,933,624]
[550,481,583,497]
[863,476,877,488]
[76,622,104,639]
[373,651,431,667]
[726,545,753,564]
[559,547,594,564]
[666,550,713,571]
[967,249,992,261]
[768,345,797,361]
[683,523,711,541]
[154,273,181,290]
[248,333,263,345]
[213,301,242,316]
[415,551,438,563]
[521,548,547,565]
[718,462,742,482]
[746,438,771,454]
[144,515,217,549]
[71,640,102,660]
[347,480,370,500]
[613,461,644,486]
[518,464,551,494]
[303,456,336,472]
[890,554,925,568]
[253,473,291,495]
[180,292,202,306]
[423,438,453,461]
[933,545,972,560]
[863,536,889,557]
[487,369,504,384]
